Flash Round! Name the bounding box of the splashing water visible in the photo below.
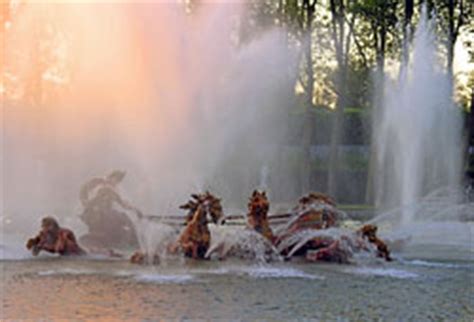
[135,220,178,263]
[206,225,282,262]
[259,164,269,191]
[369,186,474,260]
[276,227,351,258]
[374,6,463,224]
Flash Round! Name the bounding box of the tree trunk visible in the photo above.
[402,0,414,64]
[466,88,474,177]
[328,0,347,197]
[301,0,316,194]
[328,82,346,197]
[447,0,455,80]
[365,20,387,205]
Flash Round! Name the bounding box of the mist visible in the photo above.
[1,2,297,235]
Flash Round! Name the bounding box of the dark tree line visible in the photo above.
[237,0,473,198]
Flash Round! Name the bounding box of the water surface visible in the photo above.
[2,256,472,321]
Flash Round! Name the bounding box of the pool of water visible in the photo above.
[1,254,473,321]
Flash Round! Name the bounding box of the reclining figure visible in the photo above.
[275,192,340,256]
[283,192,339,234]
[27,216,85,256]
[305,239,351,264]
[276,193,391,263]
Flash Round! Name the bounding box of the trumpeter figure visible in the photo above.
[78,170,143,251]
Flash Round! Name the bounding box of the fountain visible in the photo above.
[2,3,473,320]
[372,7,472,260]
[375,7,463,219]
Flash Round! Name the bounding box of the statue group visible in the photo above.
[27,170,392,264]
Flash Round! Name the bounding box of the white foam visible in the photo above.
[242,266,323,280]
[190,265,322,280]
[344,267,418,279]
[37,266,197,284]
[37,268,95,276]
[402,259,471,269]
[192,267,232,275]
[36,267,138,278]
[134,273,195,284]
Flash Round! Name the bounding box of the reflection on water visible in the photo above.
[1,258,472,320]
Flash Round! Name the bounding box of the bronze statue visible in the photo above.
[168,191,225,260]
[358,224,392,261]
[247,190,275,243]
[177,204,211,259]
[180,191,225,225]
[79,170,142,250]
[27,216,85,256]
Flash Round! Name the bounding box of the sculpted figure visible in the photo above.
[247,190,275,243]
[358,224,392,261]
[285,192,339,233]
[306,239,351,264]
[26,216,85,256]
[79,170,142,250]
[180,191,225,225]
[275,192,365,264]
[164,192,224,261]
[176,204,211,259]
[275,192,340,254]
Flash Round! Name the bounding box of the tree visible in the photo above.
[403,0,414,64]
[350,0,399,204]
[419,0,472,87]
[442,0,471,79]
[327,0,357,196]
[300,0,318,193]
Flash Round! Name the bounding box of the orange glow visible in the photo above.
[2,2,197,152]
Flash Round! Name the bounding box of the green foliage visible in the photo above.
[350,0,401,63]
